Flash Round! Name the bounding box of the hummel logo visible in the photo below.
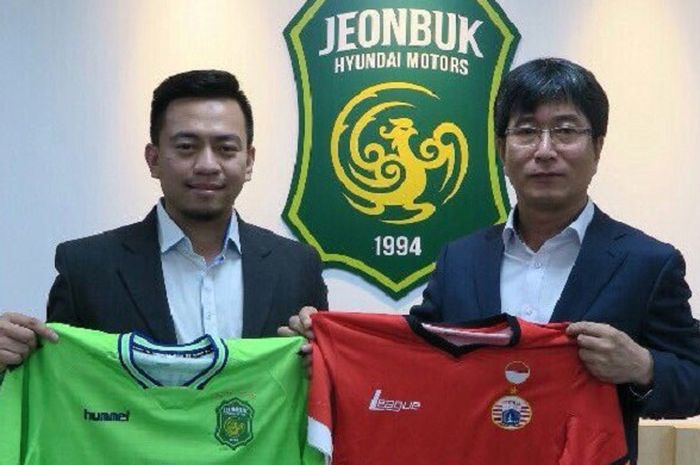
[368,389,421,412]
[83,408,130,422]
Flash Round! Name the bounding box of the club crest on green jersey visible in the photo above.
[284,0,520,298]
[215,398,255,450]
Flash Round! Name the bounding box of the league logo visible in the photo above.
[284,0,519,298]
[215,398,255,450]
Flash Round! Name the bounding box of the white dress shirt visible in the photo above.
[500,199,594,323]
[156,202,244,343]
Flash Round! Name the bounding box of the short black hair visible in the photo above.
[149,69,254,146]
[494,58,608,138]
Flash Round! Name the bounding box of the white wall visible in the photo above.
[1,0,699,318]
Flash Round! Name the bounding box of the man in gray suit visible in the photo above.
[0,70,327,371]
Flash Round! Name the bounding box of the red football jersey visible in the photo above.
[308,312,629,465]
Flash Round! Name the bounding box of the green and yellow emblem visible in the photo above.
[332,82,468,225]
[215,398,254,450]
[284,0,520,298]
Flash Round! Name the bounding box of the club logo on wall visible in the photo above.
[284,0,519,299]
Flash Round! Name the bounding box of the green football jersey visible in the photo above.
[0,323,323,465]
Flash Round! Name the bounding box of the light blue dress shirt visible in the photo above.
[500,199,594,323]
[156,202,244,343]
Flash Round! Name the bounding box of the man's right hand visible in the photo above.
[0,312,59,373]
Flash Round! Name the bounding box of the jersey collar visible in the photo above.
[405,314,521,357]
[117,332,228,390]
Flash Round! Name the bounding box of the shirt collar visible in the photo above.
[156,200,241,256]
[502,198,595,247]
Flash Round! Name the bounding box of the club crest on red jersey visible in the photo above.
[491,395,532,430]
[491,361,532,430]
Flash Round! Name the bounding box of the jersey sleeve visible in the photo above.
[558,384,629,465]
[302,437,326,465]
[0,366,26,464]
[307,321,333,464]
[265,337,325,465]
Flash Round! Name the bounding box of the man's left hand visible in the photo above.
[566,321,653,386]
[277,307,318,376]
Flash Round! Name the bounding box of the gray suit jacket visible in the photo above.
[46,207,327,343]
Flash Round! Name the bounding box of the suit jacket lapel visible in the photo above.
[550,207,628,323]
[118,208,176,343]
[239,220,277,338]
[475,226,505,318]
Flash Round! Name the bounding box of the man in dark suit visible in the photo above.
[411,58,700,463]
[288,58,700,462]
[0,70,327,370]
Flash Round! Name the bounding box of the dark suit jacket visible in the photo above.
[46,207,327,343]
[411,206,700,462]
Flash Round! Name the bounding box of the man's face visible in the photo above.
[145,98,255,225]
[498,101,603,214]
